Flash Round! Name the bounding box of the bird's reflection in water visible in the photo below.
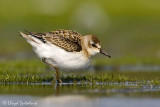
[55,83,60,96]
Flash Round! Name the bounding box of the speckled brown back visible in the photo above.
[28,30,82,52]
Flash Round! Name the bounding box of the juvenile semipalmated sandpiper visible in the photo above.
[20,29,111,83]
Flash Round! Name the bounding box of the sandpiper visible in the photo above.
[20,29,111,83]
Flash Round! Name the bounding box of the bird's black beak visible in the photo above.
[100,49,111,58]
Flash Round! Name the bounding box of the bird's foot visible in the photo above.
[49,77,62,84]
[56,79,62,83]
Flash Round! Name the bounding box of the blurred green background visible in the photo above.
[0,0,160,65]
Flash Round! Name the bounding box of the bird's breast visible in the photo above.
[35,43,91,71]
[51,51,90,71]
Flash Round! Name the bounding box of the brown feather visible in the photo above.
[29,30,82,52]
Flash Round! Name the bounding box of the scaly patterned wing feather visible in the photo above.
[49,30,82,45]
[27,30,82,52]
[44,35,82,52]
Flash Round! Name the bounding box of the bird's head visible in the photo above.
[84,35,111,58]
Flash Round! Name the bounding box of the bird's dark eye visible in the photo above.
[92,43,96,47]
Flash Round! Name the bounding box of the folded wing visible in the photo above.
[28,30,82,52]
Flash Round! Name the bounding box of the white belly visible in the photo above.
[33,43,90,71]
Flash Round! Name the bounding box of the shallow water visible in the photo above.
[0,83,160,107]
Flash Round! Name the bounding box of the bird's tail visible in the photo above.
[20,31,39,44]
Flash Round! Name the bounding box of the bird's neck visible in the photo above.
[81,36,91,58]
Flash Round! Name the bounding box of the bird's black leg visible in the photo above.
[42,57,62,83]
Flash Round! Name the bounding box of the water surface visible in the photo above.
[0,83,160,107]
